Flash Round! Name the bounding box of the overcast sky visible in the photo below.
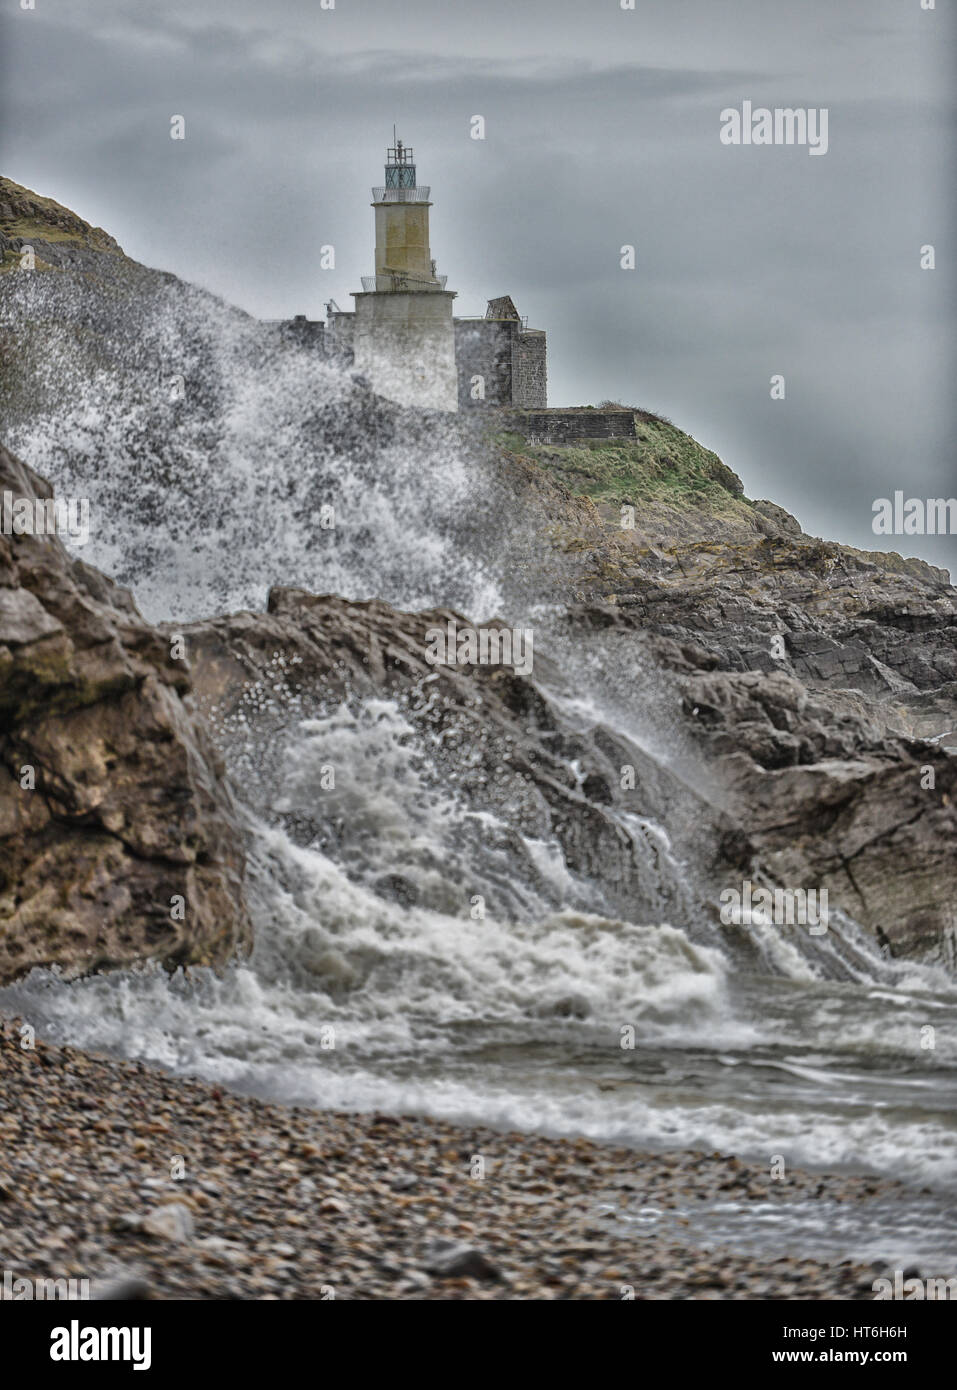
[1,0,954,571]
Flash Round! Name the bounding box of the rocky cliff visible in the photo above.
[0,443,252,984]
[0,176,131,276]
[495,425,957,962]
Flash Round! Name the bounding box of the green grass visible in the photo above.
[1,219,91,245]
[495,416,749,510]
[0,246,56,275]
[0,178,124,268]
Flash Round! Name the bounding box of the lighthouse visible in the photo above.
[306,138,547,410]
[350,137,459,411]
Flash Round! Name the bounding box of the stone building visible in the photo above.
[454,296,547,410]
[281,140,546,413]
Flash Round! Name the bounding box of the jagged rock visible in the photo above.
[178,584,956,965]
[173,589,715,933]
[0,175,127,275]
[536,449,956,961]
[752,499,803,536]
[0,443,252,984]
[667,657,957,962]
[563,517,956,739]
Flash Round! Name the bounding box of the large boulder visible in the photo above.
[0,443,252,983]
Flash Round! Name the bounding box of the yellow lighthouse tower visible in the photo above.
[351,137,458,411]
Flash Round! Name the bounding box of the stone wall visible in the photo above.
[500,409,636,443]
[280,306,547,412]
[454,319,512,406]
[454,319,548,409]
[511,329,547,409]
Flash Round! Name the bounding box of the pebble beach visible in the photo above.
[0,1017,915,1302]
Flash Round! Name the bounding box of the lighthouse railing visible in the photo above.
[371,187,431,203]
[360,273,448,292]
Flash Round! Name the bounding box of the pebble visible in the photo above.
[424,1240,501,1282]
[0,1013,912,1301]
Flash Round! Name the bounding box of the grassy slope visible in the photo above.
[0,176,126,273]
[503,418,742,500]
[492,415,950,587]
[491,413,765,543]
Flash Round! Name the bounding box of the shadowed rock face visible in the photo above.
[538,468,957,965]
[0,444,252,984]
[658,641,956,964]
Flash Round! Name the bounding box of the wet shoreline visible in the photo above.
[0,1015,935,1301]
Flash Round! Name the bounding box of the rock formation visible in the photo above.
[0,443,251,984]
[508,424,957,962]
[176,577,956,966]
[0,175,130,275]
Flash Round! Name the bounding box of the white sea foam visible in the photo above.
[2,270,956,1207]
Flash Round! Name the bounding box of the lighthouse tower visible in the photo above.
[351,138,458,412]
